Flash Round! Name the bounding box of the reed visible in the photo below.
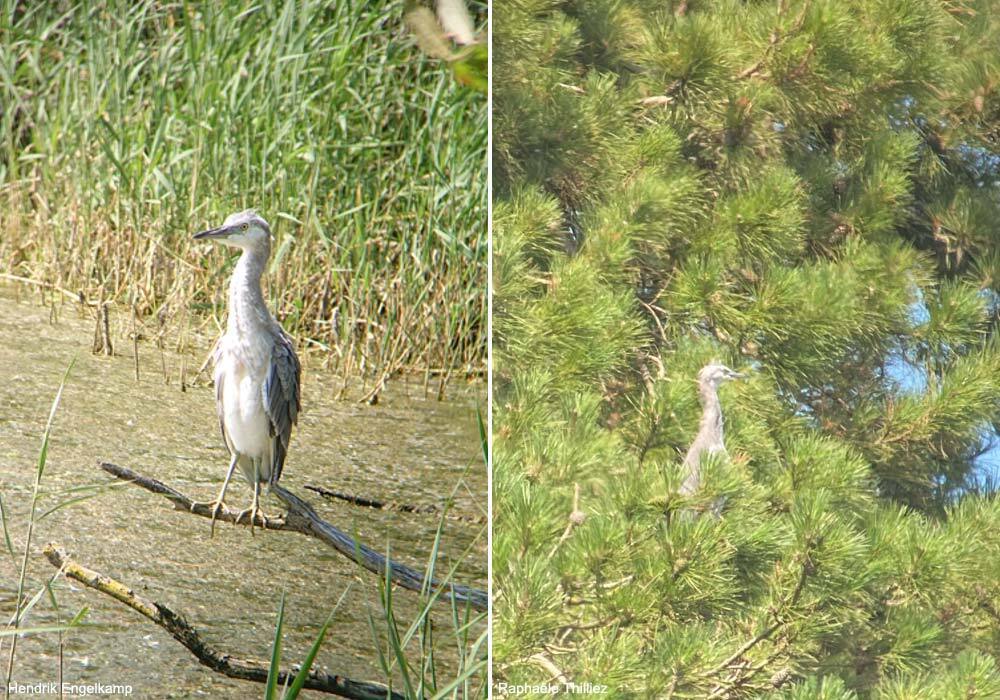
[0,1,487,384]
[367,498,488,698]
[364,414,488,698]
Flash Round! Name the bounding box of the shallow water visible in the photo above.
[0,288,487,698]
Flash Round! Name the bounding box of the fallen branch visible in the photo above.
[0,272,95,305]
[98,461,487,612]
[304,484,486,525]
[42,544,401,700]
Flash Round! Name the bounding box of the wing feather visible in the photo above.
[213,340,233,452]
[262,330,301,483]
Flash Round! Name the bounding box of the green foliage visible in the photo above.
[494,0,1000,695]
[265,593,286,700]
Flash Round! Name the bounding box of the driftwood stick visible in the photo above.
[42,544,401,700]
[98,461,487,611]
[304,484,487,525]
[0,272,95,305]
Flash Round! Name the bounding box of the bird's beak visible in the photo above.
[730,371,746,379]
[193,226,230,240]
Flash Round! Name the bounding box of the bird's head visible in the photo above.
[698,361,745,389]
[194,210,271,251]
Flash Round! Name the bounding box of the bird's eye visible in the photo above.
[242,223,249,231]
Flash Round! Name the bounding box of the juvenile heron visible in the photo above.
[679,362,743,514]
[193,210,301,534]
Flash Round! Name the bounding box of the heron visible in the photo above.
[192,210,301,535]
[678,362,743,516]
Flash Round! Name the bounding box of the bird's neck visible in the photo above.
[228,247,270,335]
[698,384,724,440]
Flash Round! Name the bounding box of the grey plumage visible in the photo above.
[262,331,300,483]
[194,209,301,533]
[678,362,743,513]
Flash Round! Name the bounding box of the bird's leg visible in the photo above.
[211,454,240,536]
[190,452,240,537]
[235,459,271,534]
[249,480,263,536]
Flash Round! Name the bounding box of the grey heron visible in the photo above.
[679,362,743,514]
[192,210,301,534]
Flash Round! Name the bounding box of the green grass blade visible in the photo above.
[265,591,286,700]
[476,407,487,470]
[0,623,89,638]
[283,585,352,699]
[37,493,101,521]
[5,358,75,688]
[0,494,15,565]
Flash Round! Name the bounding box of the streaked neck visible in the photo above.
[228,247,270,334]
[698,383,723,440]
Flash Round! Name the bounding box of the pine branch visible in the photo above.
[736,1,809,81]
[703,550,814,697]
[529,652,570,685]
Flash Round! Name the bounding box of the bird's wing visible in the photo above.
[262,330,301,483]
[212,340,233,452]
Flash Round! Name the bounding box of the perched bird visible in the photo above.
[193,210,301,534]
[679,362,744,516]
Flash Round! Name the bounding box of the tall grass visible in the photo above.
[262,521,487,699]
[0,1,487,382]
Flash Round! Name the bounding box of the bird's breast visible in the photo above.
[215,338,271,460]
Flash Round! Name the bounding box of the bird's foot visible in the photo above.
[189,499,228,537]
[234,504,272,534]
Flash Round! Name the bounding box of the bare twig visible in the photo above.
[638,95,674,107]
[92,302,113,356]
[0,273,94,305]
[528,652,570,685]
[42,544,401,700]
[98,461,487,611]
[194,336,219,384]
[736,1,809,81]
[547,483,585,561]
[131,301,139,382]
[304,484,486,525]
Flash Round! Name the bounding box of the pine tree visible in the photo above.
[493,0,1000,696]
